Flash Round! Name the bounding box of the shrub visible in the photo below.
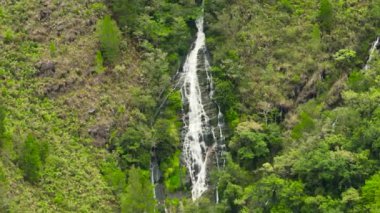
[333,49,357,68]
[19,135,48,183]
[3,28,16,43]
[49,41,57,57]
[0,106,5,147]
[95,51,105,74]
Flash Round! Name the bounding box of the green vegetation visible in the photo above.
[200,0,380,211]
[0,106,6,147]
[97,15,122,64]
[229,122,282,170]
[19,135,48,184]
[49,41,57,57]
[111,0,142,29]
[110,0,198,68]
[121,167,156,213]
[1,0,380,212]
[95,50,105,74]
[362,172,380,212]
[101,160,126,194]
[319,0,334,32]
[153,91,184,193]
[115,123,153,169]
[161,151,186,192]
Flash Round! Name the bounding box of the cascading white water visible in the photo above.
[181,16,210,200]
[364,37,379,70]
[180,15,225,201]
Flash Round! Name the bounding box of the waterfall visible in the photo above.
[364,37,379,70]
[180,15,225,201]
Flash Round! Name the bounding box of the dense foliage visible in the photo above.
[201,0,380,212]
[121,167,156,213]
[97,15,122,64]
[1,0,379,212]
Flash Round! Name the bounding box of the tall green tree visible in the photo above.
[121,167,156,213]
[96,15,122,64]
[318,0,334,32]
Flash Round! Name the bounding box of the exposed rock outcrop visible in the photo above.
[35,60,56,76]
[88,124,110,147]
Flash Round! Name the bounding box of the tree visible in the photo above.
[292,137,375,195]
[302,195,343,212]
[341,188,361,211]
[318,0,333,32]
[369,0,380,25]
[117,124,153,169]
[237,175,305,212]
[19,135,48,184]
[111,0,142,29]
[362,172,380,212]
[291,111,315,140]
[121,167,156,213]
[101,160,126,194]
[229,122,282,170]
[96,15,122,64]
[140,46,171,102]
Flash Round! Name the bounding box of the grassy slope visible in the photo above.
[206,0,376,115]
[1,0,142,211]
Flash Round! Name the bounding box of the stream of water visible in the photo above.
[364,37,379,70]
[180,15,225,200]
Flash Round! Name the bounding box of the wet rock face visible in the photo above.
[35,61,56,76]
[179,17,226,201]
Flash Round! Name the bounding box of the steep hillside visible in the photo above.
[202,0,380,212]
[1,0,380,212]
[1,0,199,212]
[0,0,144,211]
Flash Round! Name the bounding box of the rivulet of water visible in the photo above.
[364,37,379,70]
